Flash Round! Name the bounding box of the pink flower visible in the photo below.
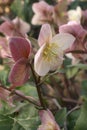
[59,21,87,60]
[38,109,60,130]
[9,37,31,86]
[0,17,30,37]
[32,1,54,25]
[32,0,68,26]
[34,24,75,76]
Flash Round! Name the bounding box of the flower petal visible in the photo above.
[38,24,52,47]
[59,21,87,39]
[51,33,75,50]
[34,42,63,76]
[34,56,50,76]
[0,21,14,36]
[9,58,30,86]
[34,45,50,76]
[32,1,51,14]
[9,37,31,61]
[39,109,55,124]
[68,6,82,23]
[38,109,60,130]
[13,17,30,34]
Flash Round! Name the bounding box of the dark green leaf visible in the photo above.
[55,108,67,127]
[12,104,40,130]
[67,109,80,130]
[74,102,87,130]
[67,64,87,70]
[66,67,79,79]
[0,114,13,130]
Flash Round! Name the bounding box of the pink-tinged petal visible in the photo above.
[0,21,14,36]
[38,125,49,130]
[51,33,75,50]
[9,37,31,61]
[32,1,51,14]
[34,44,50,76]
[9,58,30,86]
[38,109,60,130]
[32,14,45,25]
[59,21,86,37]
[38,24,52,47]
[39,109,55,124]
[12,17,30,34]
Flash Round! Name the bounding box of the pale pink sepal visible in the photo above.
[38,109,60,130]
[0,21,14,36]
[38,24,52,47]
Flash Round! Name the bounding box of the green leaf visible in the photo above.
[74,102,87,130]
[0,114,13,130]
[11,0,24,18]
[12,104,40,130]
[18,84,38,98]
[63,58,72,67]
[66,67,79,79]
[55,108,67,127]
[81,80,87,100]
[67,109,80,130]
[67,64,87,70]
[12,122,25,130]
[0,70,8,85]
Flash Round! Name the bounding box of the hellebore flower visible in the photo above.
[32,1,54,25]
[68,6,82,23]
[34,24,75,76]
[9,37,31,86]
[53,0,68,26]
[38,109,60,130]
[0,17,30,37]
[59,21,87,60]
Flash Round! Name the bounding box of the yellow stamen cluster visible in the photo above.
[43,43,58,62]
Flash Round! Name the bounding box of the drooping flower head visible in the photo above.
[38,109,60,130]
[9,37,31,86]
[0,17,30,37]
[34,24,75,76]
[32,1,54,25]
[59,21,87,60]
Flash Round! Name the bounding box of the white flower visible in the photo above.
[68,6,82,23]
[34,24,75,76]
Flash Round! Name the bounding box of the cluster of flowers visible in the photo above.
[0,0,87,129]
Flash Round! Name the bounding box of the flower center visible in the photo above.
[46,122,56,130]
[43,43,58,62]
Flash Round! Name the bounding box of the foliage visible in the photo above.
[0,0,87,130]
